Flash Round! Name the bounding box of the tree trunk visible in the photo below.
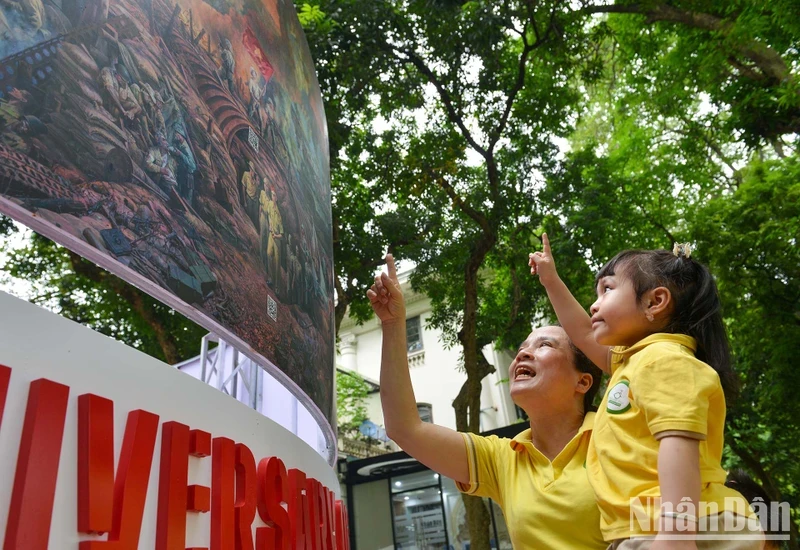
[451,231,497,550]
[464,494,492,550]
[333,275,348,337]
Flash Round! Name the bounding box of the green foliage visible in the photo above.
[594,1,800,146]
[0,215,16,238]
[297,3,325,27]
[692,158,800,517]
[336,370,370,439]
[297,3,335,33]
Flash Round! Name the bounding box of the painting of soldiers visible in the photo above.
[0,0,335,423]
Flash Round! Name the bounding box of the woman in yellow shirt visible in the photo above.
[368,254,606,549]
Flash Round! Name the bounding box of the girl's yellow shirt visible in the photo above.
[587,333,752,541]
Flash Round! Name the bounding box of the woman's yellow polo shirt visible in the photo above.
[587,333,752,541]
[456,412,605,550]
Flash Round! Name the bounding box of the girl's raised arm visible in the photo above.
[368,255,469,484]
[529,234,611,373]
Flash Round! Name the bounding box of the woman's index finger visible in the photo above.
[386,253,398,281]
[542,233,551,256]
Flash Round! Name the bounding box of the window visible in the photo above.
[417,403,433,424]
[406,316,423,353]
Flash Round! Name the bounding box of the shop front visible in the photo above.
[340,424,525,550]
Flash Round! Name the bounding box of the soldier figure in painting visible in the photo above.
[98,62,133,122]
[267,188,283,294]
[259,188,282,290]
[220,38,236,95]
[247,67,266,133]
[240,159,260,229]
[145,133,178,192]
[172,132,196,205]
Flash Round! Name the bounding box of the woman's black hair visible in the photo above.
[567,339,603,413]
[725,469,783,539]
[596,249,738,402]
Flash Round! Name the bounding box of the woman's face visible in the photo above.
[508,326,581,409]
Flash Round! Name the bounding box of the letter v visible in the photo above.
[79,394,159,550]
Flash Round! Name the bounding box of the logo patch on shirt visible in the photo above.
[606,380,631,414]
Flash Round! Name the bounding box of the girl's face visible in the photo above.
[590,273,653,347]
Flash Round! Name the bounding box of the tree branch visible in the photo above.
[434,172,492,235]
[634,200,676,245]
[389,45,489,158]
[579,2,791,83]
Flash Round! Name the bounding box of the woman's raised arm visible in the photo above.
[368,255,469,484]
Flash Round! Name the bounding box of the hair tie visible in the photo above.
[672,242,692,259]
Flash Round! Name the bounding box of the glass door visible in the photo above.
[391,471,448,549]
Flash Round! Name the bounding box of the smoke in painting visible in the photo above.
[0,0,334,427]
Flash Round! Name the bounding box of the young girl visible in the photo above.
[529,234,763,550]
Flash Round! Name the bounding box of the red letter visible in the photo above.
[288,469,309,550]
[255,457,292,550]
[305,478,322,550]
[3,378,69,550]
[211,437,236,550]
[325,488,336,550]
[190,429,211,457]
[235,444,257,550]
[156,421,191,550]
[335,501,349,550]
[78,394,115,534]
[188,485,211,512]
[0,364,10,430]
[316,484,331,550]
[81,409,160,549]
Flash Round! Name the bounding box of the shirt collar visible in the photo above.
[509,411,595,453]
[613,333,697,359]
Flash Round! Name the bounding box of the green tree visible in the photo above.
[336,369,370,440]
[693,158,800,548]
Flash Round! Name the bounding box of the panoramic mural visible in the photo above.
[0,0,334,422]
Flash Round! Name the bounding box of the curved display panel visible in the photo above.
[0,0,335,429]
[0,291,346,547]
